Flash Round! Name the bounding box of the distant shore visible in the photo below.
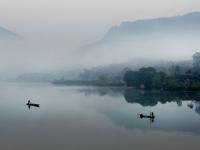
[52,79,125,87]
[51,79,200,91]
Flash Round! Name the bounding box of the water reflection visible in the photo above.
[78,87,124,97]
[0,83,200,150]
[195,101,200,115]
[124,89,200,117]
[78,87,200,133]
[79,87,200,115]
[124,89,200,107]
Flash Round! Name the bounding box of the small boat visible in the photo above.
[138,112,155,119]
[26,100,40,107]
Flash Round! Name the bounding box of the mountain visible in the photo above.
[0,26,17,38]
[101,12,200,42]
[82,12,200,63]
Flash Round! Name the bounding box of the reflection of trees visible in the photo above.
[195,101,200,115]
[124,89,200,107]
[176,100,182,107]
[124,90,159,106]
[78,87,200,109]
[79,87,200,117]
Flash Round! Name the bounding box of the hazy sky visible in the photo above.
[1,0,200,46]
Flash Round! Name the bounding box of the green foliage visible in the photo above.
[123,67,166,89]
[164,78,185,91]
[152,72,166,89]
[123,66,200,91]
[123,71,140,87]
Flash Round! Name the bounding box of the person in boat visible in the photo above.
[27,100,31,109]
[150,112,155,118]
[138,112,155,118]
[139,114,144,118]
[26,100,40,109]
[27,100,30,105]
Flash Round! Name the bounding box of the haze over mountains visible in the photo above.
[82,12,200,65]
[101,12,200,42]
[0,26,17,38]
[1,12,200,80]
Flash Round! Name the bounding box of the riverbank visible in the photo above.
[52,79,125,87]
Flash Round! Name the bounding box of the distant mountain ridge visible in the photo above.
[82,12,200,62]
[102,12,200,42]
[0,26,17,37]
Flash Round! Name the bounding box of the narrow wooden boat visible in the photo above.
[138,113,155,119]
[26,100,40,107]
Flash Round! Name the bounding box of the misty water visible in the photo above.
[0,82,200,150]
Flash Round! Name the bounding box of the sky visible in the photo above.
[1,0,200,46]
[0,0,200,75]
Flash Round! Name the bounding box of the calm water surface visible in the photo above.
[0,82,200,150]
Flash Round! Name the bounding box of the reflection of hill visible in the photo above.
[124,89,200,107]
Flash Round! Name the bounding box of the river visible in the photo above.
[0,82,200,150]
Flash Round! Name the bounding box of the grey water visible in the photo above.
[0,82,200,150]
